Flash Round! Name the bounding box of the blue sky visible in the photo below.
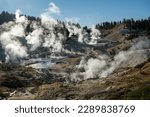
[0,0,150,26]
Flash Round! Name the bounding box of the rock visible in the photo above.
[141,62,150,75]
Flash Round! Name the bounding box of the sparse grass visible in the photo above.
[122,84,150,100]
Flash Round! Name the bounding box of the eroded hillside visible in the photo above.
[0,11,150,100]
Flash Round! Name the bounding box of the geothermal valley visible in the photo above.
[0,9,150,100]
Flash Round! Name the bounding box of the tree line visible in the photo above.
[95,17,150,34]
[0,11,39,25]
[0,11,150,35]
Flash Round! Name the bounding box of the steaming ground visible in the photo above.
[0,9,149,79]
[0,3,150,99]
[0,7,102,71]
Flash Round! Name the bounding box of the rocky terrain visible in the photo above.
[0,11,150,100]
[0,56,150,100]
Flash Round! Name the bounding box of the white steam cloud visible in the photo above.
[38,2,67,53]
[0,2,102,66]
[15,9,28,24]
[89,25,101,44]
[66,23,101,44]
[0,9,28,63]
[66,23,84,42]
[41,2,60,27]
[65,17,80,24]
[45,2,61,15]
[71,37,150,81]
[26,26,44,51]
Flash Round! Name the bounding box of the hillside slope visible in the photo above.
[0,59,150,100]
[0,11,150,100]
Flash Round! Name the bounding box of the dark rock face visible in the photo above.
[0,45,5,62]
[1,77,24,88]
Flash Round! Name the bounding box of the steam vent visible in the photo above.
[0,1,150,100]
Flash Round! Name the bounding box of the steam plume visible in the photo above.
[0,9,28,63]
[72,37,150,80]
